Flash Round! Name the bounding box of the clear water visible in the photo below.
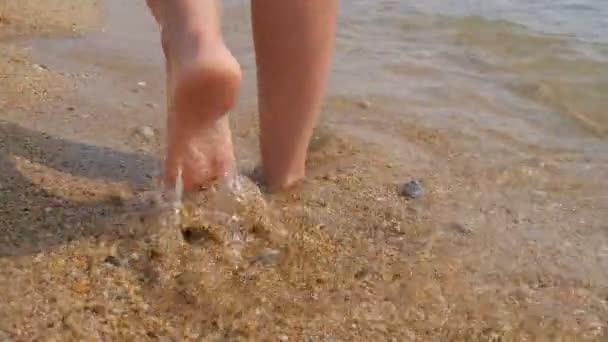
[389,0,608,42]
[315,0,608,150]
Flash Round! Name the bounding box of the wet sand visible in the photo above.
[1,1,608,341]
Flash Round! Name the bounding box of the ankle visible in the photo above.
[161,26,223,60]
[156,0,222,39]
[259,164,306,192]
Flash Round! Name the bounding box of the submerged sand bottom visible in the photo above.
[1,114,607,340]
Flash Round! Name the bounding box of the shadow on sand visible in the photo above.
[0,119,160,257]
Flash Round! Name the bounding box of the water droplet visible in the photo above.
[173,165,184,226]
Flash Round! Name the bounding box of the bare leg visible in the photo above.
[252,0,338,190]
[145,0,242,190]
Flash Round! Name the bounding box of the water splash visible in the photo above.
[135,158,274,262]
[221,157,242,194]
[173,165,184,227]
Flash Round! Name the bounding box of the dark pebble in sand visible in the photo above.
[400,179,424,199]
[148,247,163,260]
[181,227,221,245]
[354,268,369,280]
[67,106,75,111]
[108,191,128,206]
[104,255,121,267]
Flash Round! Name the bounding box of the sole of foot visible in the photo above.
[162,35,242,191]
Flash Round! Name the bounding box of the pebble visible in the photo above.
[134,125,155,141]
[400,179,424,199]
[354,268,368,280]
[32,63,48,72]
[278,335,289,342]
[358,100,372,109]
[137,81,147,87]
[322,173,337,182]
[146,103,157,108]
[104,255,121,267]
[108,190,128,206]
[66,106,75,111]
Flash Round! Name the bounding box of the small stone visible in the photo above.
[87,303,106,315]
[134,125,155,141]
[146,103,157,108]
[67,106,75,111]
[322,173,337,182]
[358,100,372,109]
[137,81,147,87]
[108,190,128,206]
[400,179,424,199]
[278,335,289,342]
[181,226,221,245]
[104,255,121,267]
[32,63,48,71]
[354,268,368,280]
[148,247,163,260]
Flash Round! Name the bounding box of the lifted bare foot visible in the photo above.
[161,32,242,190]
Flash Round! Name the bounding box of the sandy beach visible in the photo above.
[1,0,608,340]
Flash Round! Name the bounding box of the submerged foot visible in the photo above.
[161,30,242,190]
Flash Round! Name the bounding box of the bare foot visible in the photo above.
[161,31,242,190]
